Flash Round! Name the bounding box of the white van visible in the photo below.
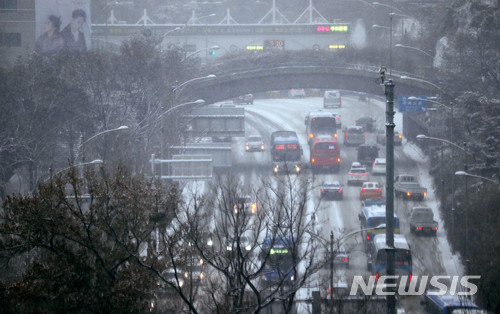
[323,90,342,108]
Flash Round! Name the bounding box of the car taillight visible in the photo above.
[433,227,438,230]
[338,189,342,193]
[407,192,412,196]
[409,273,412,282]
[376,273,379,281]
[309,133,314,139]
[322,189,325,193]
[423,192,427,196]
[398,135,402,139]
[416,226,422,230]
[311,158,315,163]
[337,157,341,162]
[363,133,365,139]
[361,189,365,192]
[376,189,380,192]
[342,257,348,262]
[374,162,376,166]
[366,234,370,240]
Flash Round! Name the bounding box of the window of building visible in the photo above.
[0,0,18,10]
[0,33,22,47]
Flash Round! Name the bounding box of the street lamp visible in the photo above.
[372,1,403,13]
[158,99,206,179]
[79,125,129,164]
[371,24,390,30]
[400,75,443,92]
[395,44,434,60]
[181,46,220,63]
[46,159,103,183]
[455,171,500,187]
[416,134,467,152]
[417,134,471,273]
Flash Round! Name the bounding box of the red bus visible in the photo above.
[310,136,340,173]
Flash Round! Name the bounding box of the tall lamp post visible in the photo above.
[395,44,434,60]
[417,134,471,271]
[158,74,216,179]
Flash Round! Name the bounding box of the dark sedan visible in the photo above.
[320,181,343,200]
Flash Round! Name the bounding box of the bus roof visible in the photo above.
[362,205,398,219]
[373,234,409,250]
[273,136,300,144]
[425,293,482,310]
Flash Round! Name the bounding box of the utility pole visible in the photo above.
[330,231,334,307]
[383,69,396,314]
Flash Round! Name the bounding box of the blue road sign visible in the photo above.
[398,95,428,113]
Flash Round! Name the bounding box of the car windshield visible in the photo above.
[348,128,362,134]
[248,136,261,142]
[324,183,340,188]
[350,169,366,174]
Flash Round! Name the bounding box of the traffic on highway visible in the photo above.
[178,91,466,313]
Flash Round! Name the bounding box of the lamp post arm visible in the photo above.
[82,126,129,146]
[395,44,433,59]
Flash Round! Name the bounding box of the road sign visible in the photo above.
[398,95,427,113]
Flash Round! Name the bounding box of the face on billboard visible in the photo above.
[35,0,91,54]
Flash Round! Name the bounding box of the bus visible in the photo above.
[260,235,295,285]
[358,204,400,248]
[271,131,302,174]
[304,110,338,146]
[422,292,487,314]
[310,135,340,172]
[368,233,412,280]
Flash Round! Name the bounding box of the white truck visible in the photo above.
[394,174,427,201]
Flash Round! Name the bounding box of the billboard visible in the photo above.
[35,0,91,54]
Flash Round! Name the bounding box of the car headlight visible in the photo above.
[295,165,301,173]
[274,165,279,173]
[245,244,252,251]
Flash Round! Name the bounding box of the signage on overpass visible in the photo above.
[185,106,245,137]
[398,95,427,113]
[92,24,350,37]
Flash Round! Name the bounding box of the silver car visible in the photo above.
[245,135,265,152]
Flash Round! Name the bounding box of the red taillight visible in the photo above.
[342,257,348,262]
[416,226,422,230]
[409,273,412,282]
[433,227,438,230]
[373,162,376,166]
[407,192,411,196]
[361,189,365,192]
[334,133,338,138]
[345,134,348,139]
[322,189,325,193]
[366,234,370,240]
[376,189,380,192]
[376,273,379,281]
[338,189,342,193]
[301,88,304,91]
[275,144,285,149]
[398,135,402,139]
[363,133,365,139]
